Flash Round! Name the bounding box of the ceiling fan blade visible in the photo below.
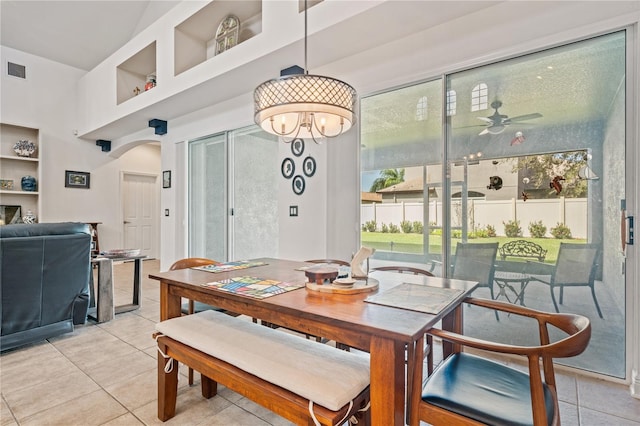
[478,128,490,136]
[477,117,494,123]
[508,113,543,123]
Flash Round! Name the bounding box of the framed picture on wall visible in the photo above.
[163,170,171,188]
[65,171,90,189]
[0,205,22,225]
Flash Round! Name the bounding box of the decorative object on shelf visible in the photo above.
[292,175,305,195]
[133,86,141,96]
[22,209,37,224]
[65,170,90,189]
[253,0,357,143]
[163,170,171,188]
[0,205,21,225]
[13,139,36,157]
[291,138,304,157]
[145,73,156,91]
[303,156,316,177]
[0,179,14,190]
[281,158,295,179]
[215,15,240,55]
[21,175,37,192]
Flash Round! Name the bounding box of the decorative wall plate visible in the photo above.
[292,175,305,195]
[303,156,316,177]
[291,138,305,157]
[281,158,295,179]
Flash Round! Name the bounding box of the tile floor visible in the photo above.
[1,259,639,426]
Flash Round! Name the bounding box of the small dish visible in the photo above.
[333,277,356,286]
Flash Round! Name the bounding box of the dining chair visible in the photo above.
[305,259,351,267]
[372,265,436,371]
[529,243,603,318]
[370,265,435,421]
[409,297,591,426]
[451,242,499,320]
[169,257,237,385]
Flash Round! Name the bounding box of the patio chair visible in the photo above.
[409,297,591,426]
[451,242,499,319]
[529,243,603,319]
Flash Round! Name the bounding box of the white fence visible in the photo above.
[361,198,587,238]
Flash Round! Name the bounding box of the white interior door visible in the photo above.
[122,172,158,258]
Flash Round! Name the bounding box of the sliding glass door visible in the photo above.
[361,30,631,378]
[445,31,627,377]
[189,126,279,262]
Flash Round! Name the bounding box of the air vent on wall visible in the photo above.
[8,62,26,79]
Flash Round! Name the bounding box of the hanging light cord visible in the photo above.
[304,0,308,75]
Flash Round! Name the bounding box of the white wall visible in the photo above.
[0,46,161,253]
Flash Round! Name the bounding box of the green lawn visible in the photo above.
[361,232,586,264]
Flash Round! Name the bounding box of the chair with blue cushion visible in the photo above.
[409,297,591,426]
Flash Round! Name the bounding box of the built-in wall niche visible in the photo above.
[298,0,323,12]
[0,123,40,221]
[116,41,157,105]
[174,1,262,76]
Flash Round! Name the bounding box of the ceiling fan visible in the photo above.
[468,100,543,135]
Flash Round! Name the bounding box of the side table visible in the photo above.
[88,254,146,323]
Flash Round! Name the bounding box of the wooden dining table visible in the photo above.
[149,257,477,426]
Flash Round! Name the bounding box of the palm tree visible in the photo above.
[369,168,405,192]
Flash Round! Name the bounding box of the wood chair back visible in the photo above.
[305,259,350,266]
[371,265,434,276]
[409,297,591,426]
[168,257,220,385]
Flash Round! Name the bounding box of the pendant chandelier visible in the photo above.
[253,0,357,143]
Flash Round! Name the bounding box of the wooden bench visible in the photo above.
[154,310,371,425]
[498,239,547,262]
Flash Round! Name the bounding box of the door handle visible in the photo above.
[626,215,634,246]
[124,220,131,224]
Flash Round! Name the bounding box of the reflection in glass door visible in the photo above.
[360,80,443,265]
[189,133,227,261]
[189,126,279,262]
[445,31,627,377]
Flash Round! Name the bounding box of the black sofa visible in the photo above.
[1,222,92,352]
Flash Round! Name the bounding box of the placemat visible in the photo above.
[201,276,304,299]
[193,260,267,273]
[365,283,464,314]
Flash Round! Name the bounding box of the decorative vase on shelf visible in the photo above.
[22,210,37,224]
[13,139,36,157]
[21,175,37,192]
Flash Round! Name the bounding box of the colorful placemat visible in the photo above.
[201,276,304,299]
[193,260,267,273]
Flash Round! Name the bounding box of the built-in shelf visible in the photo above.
[116,41,157,105]
[0,190,39,195]
[174,0,262,76]
[0,123,40,221]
